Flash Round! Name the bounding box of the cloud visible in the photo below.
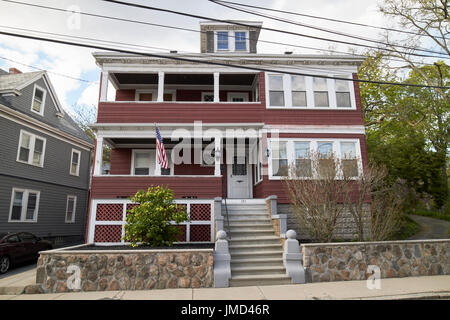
[76,82,99,107]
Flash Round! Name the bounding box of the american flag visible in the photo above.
[155,126,169,169]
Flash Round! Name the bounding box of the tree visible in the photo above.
[124,186,188,247]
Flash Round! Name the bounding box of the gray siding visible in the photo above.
[0,117,91,190]
[0,175,88,240]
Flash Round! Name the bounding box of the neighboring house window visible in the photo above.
[9,188,40,222]
[271,141,288,177]
[65,195,76,223]
[335,77,351,108]
[291,76,307,107]
[17,130,46,167]
[133,150,152,175]
[268,74,284,106]
[31,85,46,115]
[202,92,214,102]
[294,142,312,177]
[217,32,229,50]
[235,31,247,51]
[313,77,329,107]
[70,149,81,176]
[340,142,358,177]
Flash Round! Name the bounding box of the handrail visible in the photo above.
[221,168,231,240]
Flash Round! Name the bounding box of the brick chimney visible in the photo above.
[9,67,22,74]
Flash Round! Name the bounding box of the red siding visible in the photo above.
[110,149,132,175]
[115,89,136,101]
[91,176,222,199]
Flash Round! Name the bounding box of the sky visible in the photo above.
[0,0,441,116]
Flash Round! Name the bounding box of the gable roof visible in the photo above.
[0,71,44,94]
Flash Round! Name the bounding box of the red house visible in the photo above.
[86,20,366,285]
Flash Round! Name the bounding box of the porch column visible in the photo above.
[214,136,221,176]
[213,72,220,102]
[93,136,103,176]
[99,71,108,102]
[157,71,165,102]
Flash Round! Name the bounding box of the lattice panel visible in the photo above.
[94,225,122,242]
[190,225,211,242]
[96,204,123,221]
[176,225,187,242]
[190,204,211,221]
[126,203,139,216]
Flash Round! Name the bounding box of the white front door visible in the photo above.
[227,155,252,199]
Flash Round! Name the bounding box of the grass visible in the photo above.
[409,209,450,222]
[393,214,421,240]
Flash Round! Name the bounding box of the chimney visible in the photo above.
[9,67,22,74]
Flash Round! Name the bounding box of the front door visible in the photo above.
[227,155,252,199]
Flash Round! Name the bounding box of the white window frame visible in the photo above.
[65,195,77,223]
[30,84,47,116]
[267,138,362,180]
[135,89,157,101]
[227,92,249,102]
[70,149,81,176]
[16,129,47,167]
[265,73,356,110]
[8,188,40,223]
[214,30,250,53]
[234,31,249,52]
[254,139,263,185]
[131,149,155,176]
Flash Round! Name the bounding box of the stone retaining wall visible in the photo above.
[301,239,450,283]
[31,245,214,293]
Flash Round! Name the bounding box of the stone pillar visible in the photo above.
[213,72,220,102]
[283,230,305,284]
[213,230,231,288]
[158,71,165,102]
[93,136,103,176]
[214,197,223,231]
[266,195,287,238]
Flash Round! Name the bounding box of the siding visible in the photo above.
[0,175,88,239]
[110,148,132,174]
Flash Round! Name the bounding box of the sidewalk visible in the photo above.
[0,275,449,300]
[0,264,36,295]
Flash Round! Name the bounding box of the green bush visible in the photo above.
[124,186,188,247]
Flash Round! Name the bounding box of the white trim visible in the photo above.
[227,92,249,102]
[8,188,40,223]
[135,89,157,101]
[16,129,47,167]
[130,149,157,176]
[100,71,109,102]
[65,195,77,223]
[263,125,365,134]
[30,84,46,116]
[213,30,250,53]
[0,104,93,150]
[70,148,81,176]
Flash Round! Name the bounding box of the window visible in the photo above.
[269,75,284,106]
[235,31,247,51]
[17,130,46,167]
[31,85,46,115]
[317,142,334,177]
[340,142,358,177]
[160,150,172,175]
[9,188,40,222]
[271,141,288,177]
[133,151,153,175]
[291,76,307,107]
[313,77,329,107]
[294,142,312,177]
[335,77,351,108]
[232,156,247,176]
[70,149,81,176]
[253,141,263,184]
[227,92,249,102]
[65,196,76,223]
[19,233,37,242]
[217,32,229,50]
[202,92,214,102]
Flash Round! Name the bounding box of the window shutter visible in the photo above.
[206,31,214,53]
[249,31,257,53]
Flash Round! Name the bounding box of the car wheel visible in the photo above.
[0,256,10,274]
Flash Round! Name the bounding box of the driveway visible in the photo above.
[0,263,36,295]
[408,214,450,240]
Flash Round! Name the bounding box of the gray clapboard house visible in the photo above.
[0,67,94,246]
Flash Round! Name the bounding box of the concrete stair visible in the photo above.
[222,200,291,287]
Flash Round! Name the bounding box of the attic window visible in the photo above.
[31,85,46,115]
[217,32,229,50]
[235,32,247,51]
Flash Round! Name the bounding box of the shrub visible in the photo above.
[124,186,188,247]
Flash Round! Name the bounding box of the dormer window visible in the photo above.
[31,84,46,115]
[217,32,229,50]
[235,32,247,51]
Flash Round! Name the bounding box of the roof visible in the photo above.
[0,71,44,94]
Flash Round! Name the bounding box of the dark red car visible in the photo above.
[0,232,52,274]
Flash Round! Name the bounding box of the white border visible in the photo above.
[16,129,47,167]
[8,188,40,223]
[70,148,81,176]
[65,195,77,223]
[30,84,47,116]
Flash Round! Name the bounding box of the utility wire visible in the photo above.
[211,0,449,40]
[0,27,448,89]
[99,0,448,59]
[1,0,436,66]
[210,0,448,57]
[0,56,97,83]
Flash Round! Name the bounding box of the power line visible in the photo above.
[210,0,448,57]
[99,0,448,59]
[0,27,448,89]
[211,0,449,40]
[0,56,97,84]
[1,0,436,66]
